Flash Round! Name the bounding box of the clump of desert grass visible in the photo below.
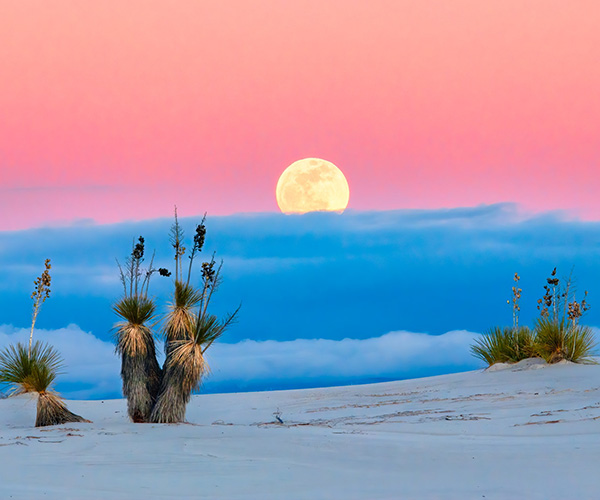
[113,208,239,424]
[472,269,597,366]
[471,326,535,365]
[534,317,596,364]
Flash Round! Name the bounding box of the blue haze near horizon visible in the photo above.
[1,204,600,398]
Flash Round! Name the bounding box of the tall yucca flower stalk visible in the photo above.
[29,259,52,358]
[163,208,205,359]
[114,236,167,422]
[0,342,88,427]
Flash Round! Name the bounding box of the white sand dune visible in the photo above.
[2,361,600,499]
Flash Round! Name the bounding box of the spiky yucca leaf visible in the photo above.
[164,281,202,355]
[0,342,62,394]
[193,314,225,348]
[173,281,203,309]
[534,318,597,363]
[471,326,535,366]
[0,341,89,426]
[113,296,156,326]
[564,325,597,364]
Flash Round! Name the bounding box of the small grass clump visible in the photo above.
[471,326,535,365]
[534,317,596,364]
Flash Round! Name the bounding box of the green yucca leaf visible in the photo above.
[0,341,63,394]
[26,359,57,392]
[471,326,535,366]
[564,325,597,364]
[534,318,597,363]
[195,307,240,353]
[113,296,157,326]
[173,281,203,309]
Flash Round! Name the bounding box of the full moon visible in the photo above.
[276,158,350,214]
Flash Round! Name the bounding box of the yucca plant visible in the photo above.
[113,295,162,422]
[150,212,238,423]
[151,308,238,423]
[533,268,596,364]
[472,273,535,366]
[113,237,168,422]
[471,326,535,366]
[0,342,88,427]
[115,209,239,424]
[534,317,596,364]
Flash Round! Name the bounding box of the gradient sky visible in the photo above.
[1,1,600,230]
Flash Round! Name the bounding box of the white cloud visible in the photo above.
[205,330,484,389]
[0,325,487,399]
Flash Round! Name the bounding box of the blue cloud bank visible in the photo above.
[1,204,599,398]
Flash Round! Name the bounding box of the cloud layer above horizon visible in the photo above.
[2,204,600,342]
[0,324,484,399]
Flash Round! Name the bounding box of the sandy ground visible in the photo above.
[1,360,600,499]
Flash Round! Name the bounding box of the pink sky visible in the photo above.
[1,0,599,230]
